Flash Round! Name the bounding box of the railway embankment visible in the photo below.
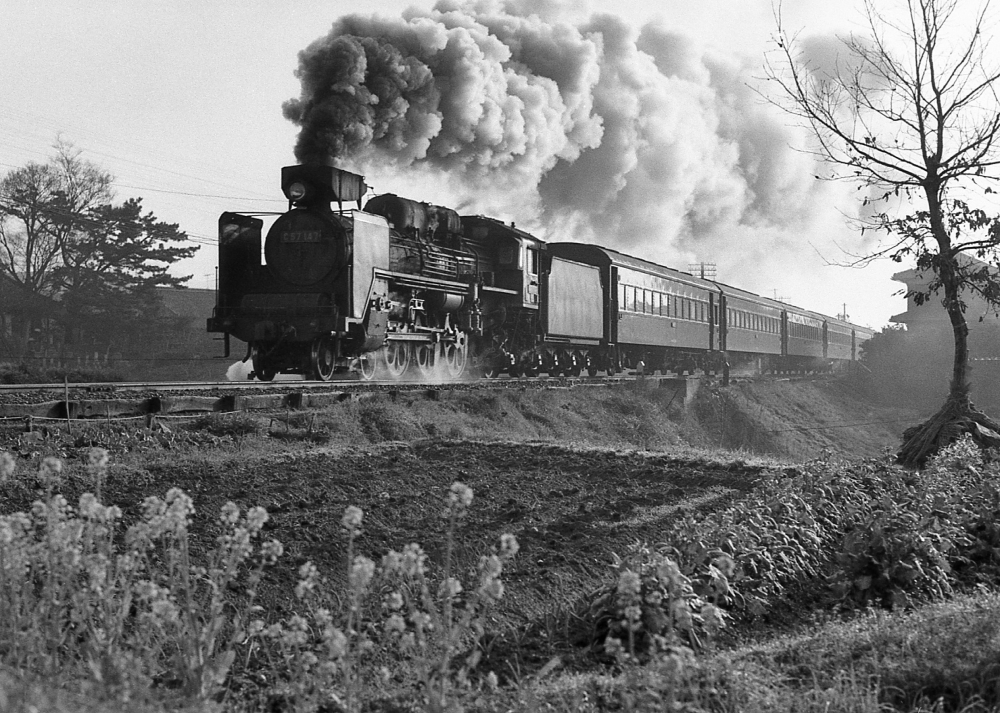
[0,374,922,460]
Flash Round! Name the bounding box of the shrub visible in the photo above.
[587,545,733,660]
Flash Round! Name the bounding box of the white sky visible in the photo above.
[0,0,969,330]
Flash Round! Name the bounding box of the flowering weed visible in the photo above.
[246,481,518,713]
[0,450,281,704]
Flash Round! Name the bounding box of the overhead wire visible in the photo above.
[0,105,294,255]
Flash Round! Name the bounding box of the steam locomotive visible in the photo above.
[207,164,874,381]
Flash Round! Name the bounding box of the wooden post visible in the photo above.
[64,375,72,435]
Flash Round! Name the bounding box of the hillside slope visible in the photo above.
[271,376,923,461]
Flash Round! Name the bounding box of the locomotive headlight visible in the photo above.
[287,181,310,203]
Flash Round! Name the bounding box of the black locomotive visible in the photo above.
[207,164,873,381]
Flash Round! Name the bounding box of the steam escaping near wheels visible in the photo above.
[226,360,305,382]
[226,360,253,381]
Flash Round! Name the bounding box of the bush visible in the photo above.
[587,545,733,660]
[597,439,1000,629]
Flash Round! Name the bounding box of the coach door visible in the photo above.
[716,293,727,352]
[609,267,620,346]
[709,293,718,351]
[780,310,789,356]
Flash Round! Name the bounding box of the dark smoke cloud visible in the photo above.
[283,1,877,317]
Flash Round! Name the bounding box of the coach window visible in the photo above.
[618,282,626,309]
[626,286,636,312]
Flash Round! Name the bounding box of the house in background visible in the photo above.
[890,256,1000,359]
[0,272,65,366]
[885,257,1000,413]
[0,281,228,380]
[891,256,1000,338]
[146,287,228,380]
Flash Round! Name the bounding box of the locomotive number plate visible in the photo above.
[281,230,323,243]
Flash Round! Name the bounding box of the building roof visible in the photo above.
[154,286,215,320]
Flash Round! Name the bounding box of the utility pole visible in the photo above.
[688,262,717,280]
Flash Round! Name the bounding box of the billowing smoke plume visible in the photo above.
[283,1,892,325]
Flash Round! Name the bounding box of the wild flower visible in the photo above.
[87,447,109,471]
[220,501,240,526]
[617,570,642,597]
[326,628,348,659]
[400,543,427,578]
[245,505,268,533]
[39,456,62,485]
[385,613,406,636]
[296,561,320,600]
[439,576,463,598]
[260,538,283,565]
[349,555,375,593]
[342,505,363,534]
[384,591,404,611]
[446,481,474,517]
[500,532,519,558]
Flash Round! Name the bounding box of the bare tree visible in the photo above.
[0,139,114,297]
[0,140,197,362]
[767,0,1000,466]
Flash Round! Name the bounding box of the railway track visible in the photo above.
[0,371,701,422]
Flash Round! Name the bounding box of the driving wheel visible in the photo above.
[357,352,378,381]
[251,345,276,382]
[383,339,410,379]
[310,336,336,381]
[414,340,438,378]
[442,330,468,379]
